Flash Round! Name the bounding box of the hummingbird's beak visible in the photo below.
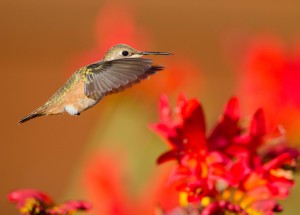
[141,51,173,55]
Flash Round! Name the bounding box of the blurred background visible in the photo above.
[1,0,300,214]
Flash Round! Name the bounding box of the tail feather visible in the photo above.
[19,103,63,124]
[19,113,44,124]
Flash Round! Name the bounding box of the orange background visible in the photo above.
[1,0,300,214]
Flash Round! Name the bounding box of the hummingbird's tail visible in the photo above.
[18,105,48,124]
[19,112,45,124]
[19,101,65,123]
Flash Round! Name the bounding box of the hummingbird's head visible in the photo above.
[102,44,172,61]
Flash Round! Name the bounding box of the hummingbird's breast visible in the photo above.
[61,79,98,115]
[44,71,99,116]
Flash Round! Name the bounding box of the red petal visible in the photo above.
[180,99,206,149]
[175,94,188,117]
[157,150,183,164]
[158,95,172,123]
[150,124,177,143]
[229,157,251,186]
[182,99,206,133]
[250,108,266,138]
[208,98,241,151]
[263,152,293,171]
[224,97,240,120]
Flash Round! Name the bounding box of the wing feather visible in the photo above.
[83,58,163,99]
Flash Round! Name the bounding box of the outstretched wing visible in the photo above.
[83,58,164,99]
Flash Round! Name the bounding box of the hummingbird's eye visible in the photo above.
[122,51,129,56]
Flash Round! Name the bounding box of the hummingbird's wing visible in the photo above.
[83,58,163,99]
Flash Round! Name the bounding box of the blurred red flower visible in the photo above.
[152,95,297,214]
[82,151,178,215]
[236,36,300,143]
[8,189,91,215]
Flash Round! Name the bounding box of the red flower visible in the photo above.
[152,95,297,214]
[151,94,206,164]
[8,189,91,215]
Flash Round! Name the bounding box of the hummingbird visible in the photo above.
[19,44,172,123]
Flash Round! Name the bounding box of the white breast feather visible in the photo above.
[64,105,79,115]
